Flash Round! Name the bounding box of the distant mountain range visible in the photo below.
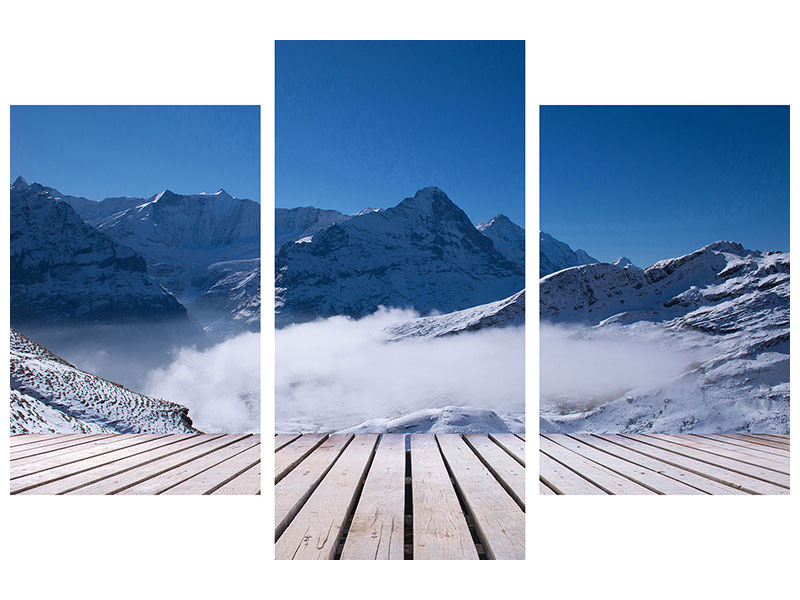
[539,235,789,434]
[10,177,260,339]
[275,186,525,326]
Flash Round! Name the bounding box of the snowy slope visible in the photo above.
[10,177,189,326]
[540,241,789,433]
[337,406,521,434]
[65,194,145,225]
[10,329,198,434]
[276,187,524,326]
[385,289,524,341]
[477,214,525,269]
[540,231,598,277]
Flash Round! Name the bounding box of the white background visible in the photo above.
[1,1,797,597]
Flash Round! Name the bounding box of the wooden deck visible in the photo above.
[274,433,525,560]
[10,433,261,495]
[540,434,789,495]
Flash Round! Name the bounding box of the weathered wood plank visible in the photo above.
[576,435,747,495]
[659,434,789,473]
[340,434,406,560]
[609,435,787,495]
[437,435,525,560]
[539,452,607,495]
[464,434,525,508]
[275,434,327,482]
[74,435,255,495]
[275,434,301,452]
[163,441,262,495]
[723,434,790,451]
[274,434,352,539]
[539,481,556,495]
[10,434,174,481]
[694,434,790,458]
[11,434,88,453]
[11,434,120,460]
[540,435,655,495]
[275,434,379,560]
[212,462,261,495]
[18,435,228,494]
[638,435,790,488]
[410,435,478,560]
[489,433,525,466]
[10,433,68,447]
[558,435,706,495]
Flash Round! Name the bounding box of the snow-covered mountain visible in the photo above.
[276,187,524,326]
[612,256,640,270]
[540,231,597,277]
[10,329,198,434]
[10,177,189,326]
[540,241,789,433]
[65,194,144,224]
[66,186,260,336]
[275,206,352,249]
[478,214,525,269]
[338,406,521,434]
[385,289,525,341]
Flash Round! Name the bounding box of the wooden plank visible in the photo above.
[74,435,256,495]
[659,434,789,473]
[723,434,790,451]
[274,434,352,539]
[438,435,525,560]
[557,435,706,495]
[17,435,228,494]
[410,434,478,560]
[464,434,525,508]
[540,435,655,495]
[638,435,790,488]
[275,434,379,560]
[212,462,261,495]
[539,452,608,495]
[574,435,747,495]
[163,441,262,495]
[539,481,556,495]
[757,434,791,444]
[11,434,120,459]
[340,434,406,560]
[275,434,327,482]
[694,434,790,458]
[10,433,67,447]
[10,434,88,453]
[489,433,525,466]
[275,434,301,452]
[608,435,787,495]
[10,434,172,480]
[516,434,525,441]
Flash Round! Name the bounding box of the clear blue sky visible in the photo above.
[540,106,789,267]
[11,106,260,202]
[276,41,525,226]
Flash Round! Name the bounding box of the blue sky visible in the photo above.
[540,106,789,267]
[276,41,525,226]
[11,106,260,202]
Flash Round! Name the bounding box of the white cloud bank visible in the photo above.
[144,332,260,433]
[275,308,525,432]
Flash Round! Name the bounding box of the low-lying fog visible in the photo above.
[275,308,525,432]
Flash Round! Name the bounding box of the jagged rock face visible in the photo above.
[10,178,188,326]
[275,187,525,326]
[65,194,145,224]
[477,214,525,269]
[10,328,198,434]
[539,231,597,277]
[540,241,789,334]
[191,259,261,337]
[275,206,352,249]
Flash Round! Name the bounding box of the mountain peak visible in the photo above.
[11,176,29,191]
